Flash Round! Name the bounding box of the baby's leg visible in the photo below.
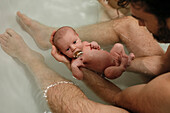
[17,11,55,50]
[110,43,135,66]
[104,65,125,79]
[110,43,125,55]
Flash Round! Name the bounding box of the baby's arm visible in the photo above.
[83,41,100,50]
[71,58,85,80]
[90,41,101,50]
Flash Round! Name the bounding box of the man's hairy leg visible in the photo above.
[0,29,129,113]
[16,11,120,49]
[98,0,124,19]
[0,28,64,89]
[47,82,129,113]
[16,11,164,57]
[17,11,54,50]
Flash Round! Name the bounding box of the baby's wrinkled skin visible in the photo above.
[51,26,135,80]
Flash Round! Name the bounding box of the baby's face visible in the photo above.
[55,30,83,58]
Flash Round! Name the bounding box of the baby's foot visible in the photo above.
[127,53,135,65]
[129,53,135,60]
[0,28,44,64]
[17,11,55,50]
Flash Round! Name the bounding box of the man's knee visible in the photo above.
[46,83,97,113]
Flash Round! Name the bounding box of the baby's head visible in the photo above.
[51,26,83,58]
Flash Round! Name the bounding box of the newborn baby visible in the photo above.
[50,26,135,80]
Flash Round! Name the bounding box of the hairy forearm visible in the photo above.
[81,68,121,104]
[127,55,167,76]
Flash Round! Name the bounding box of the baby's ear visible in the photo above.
[50,30,57,45]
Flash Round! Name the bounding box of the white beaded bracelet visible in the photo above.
[43,81,74,98]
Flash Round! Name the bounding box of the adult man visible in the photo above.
[0,0,169,112]
[50,0,170,112]
[51,1,170,112]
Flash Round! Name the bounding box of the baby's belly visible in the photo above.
[83,50,116,73]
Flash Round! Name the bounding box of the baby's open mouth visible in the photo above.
[73,51,83,58]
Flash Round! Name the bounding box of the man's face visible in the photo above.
[130,3,170,43]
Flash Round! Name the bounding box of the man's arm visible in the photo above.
[71,59,85,80]
[127,55,167,76]
[114,72,170,113]
[82,68,122,104]
[127,46,170,76]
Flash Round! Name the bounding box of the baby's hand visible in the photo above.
[90,41,100,50]
[51,45,71,70]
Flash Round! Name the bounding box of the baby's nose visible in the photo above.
[70,45,76,51]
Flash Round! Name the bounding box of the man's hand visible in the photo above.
[51,45,71,70]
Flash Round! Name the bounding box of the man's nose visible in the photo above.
[138,20,145,26]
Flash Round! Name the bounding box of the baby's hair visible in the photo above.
[53,26,77,47]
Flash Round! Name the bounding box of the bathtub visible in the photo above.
[0,0,169,113]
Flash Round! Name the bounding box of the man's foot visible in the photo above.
[98,0,124,20]
[98,0,109,8]
[17,11,55,50]
[0,28,44,64]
